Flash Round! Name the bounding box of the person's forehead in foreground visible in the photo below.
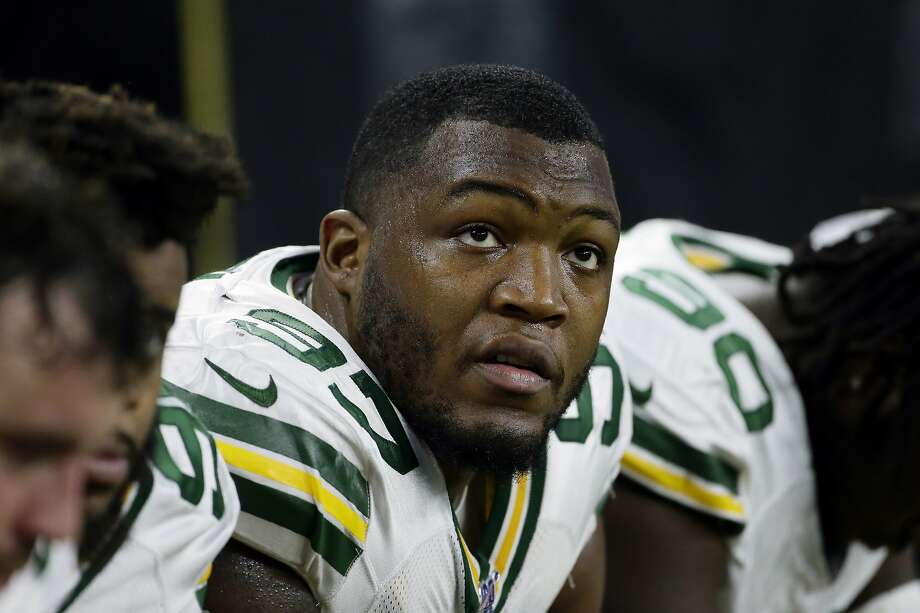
[318,63,620,477]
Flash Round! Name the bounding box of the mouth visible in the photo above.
[473,335,560,396]
[86,440,133,490]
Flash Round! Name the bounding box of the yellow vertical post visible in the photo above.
[178,0,236,274]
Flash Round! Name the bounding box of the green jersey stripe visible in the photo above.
[232,474,361,576]
[270,253,317,295]
[632,413,740,494]
[495,452,547,612]
[161,379,370,517]
[475,477,512,578]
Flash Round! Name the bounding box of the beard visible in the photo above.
[79,436,146,562]
[355,256,590,478]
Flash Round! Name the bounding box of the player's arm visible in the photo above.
[549,514,607,613]
[848,547,920,612]
[204,539,320,613]
[601,479,729,613]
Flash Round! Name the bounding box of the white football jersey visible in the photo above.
[607,219,888,612]
[161,245,632,613]
[0,397,240,613]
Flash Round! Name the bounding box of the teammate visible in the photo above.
[0,143,156,604]
[161,64,632,612]
[602,210,920,612]
[0,81,248,611]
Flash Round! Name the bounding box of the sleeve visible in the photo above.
[160,331,374,605]
[146,395,241,612]
[608,268,752,528]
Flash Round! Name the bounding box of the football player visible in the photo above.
[0,81,248,611]
[602,208,920,611]
[162,64,632,612]
[0,143,156,607]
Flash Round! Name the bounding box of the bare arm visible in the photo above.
[550,514,606,613]
[204,539,319,613]
[601,479,730,613]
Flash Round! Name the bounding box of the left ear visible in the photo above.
[318,209,370,300]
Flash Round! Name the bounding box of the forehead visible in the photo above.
[416,119,617,212]
[0,285,114,448]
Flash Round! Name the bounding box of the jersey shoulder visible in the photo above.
[610,220,797,525]
[162,247,421,603]
[58,395,240,613]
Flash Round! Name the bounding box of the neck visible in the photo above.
[308,269,352,341]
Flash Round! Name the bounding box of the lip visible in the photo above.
[472,334,561,395]
[86,438,133,488]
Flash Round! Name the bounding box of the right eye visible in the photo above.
[457,225,502,248]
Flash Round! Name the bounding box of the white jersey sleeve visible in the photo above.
[57,395,240,613]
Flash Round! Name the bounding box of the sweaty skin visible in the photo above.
[0,283,121,586]
[208,119,621,612]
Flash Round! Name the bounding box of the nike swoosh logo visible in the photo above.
[629,381,653,406]
[204,358,278,408]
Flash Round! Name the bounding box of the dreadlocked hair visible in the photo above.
[778,206,920,423]
[0,80,249,248]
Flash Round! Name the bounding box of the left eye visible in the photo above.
[458,225,501,248]
[564,246,602,270]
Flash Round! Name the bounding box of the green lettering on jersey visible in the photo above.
[330,371,419,475]
[554,344,624,446]
[231,309,347,371]
[151,404,226,519]
[622,268,725,330]
[714,332,774,432]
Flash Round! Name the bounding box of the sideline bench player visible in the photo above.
[163,64,633,612]
[0,143,157,609]
[0,81,249,612]
[603,210,920,612]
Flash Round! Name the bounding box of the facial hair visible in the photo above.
[355,255,591,478]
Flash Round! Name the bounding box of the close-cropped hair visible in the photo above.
[342,63,605,221]
[0,80,249,249]
[0,142,156,383]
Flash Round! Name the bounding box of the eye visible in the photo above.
[457,225,502,248]
[564,245,603,271]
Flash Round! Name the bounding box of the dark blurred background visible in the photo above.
[2,0,917,272]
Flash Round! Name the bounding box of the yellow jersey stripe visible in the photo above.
[196,563,213,587]
[494,475,529,577]
[217,439,369,543]
[458,531,481,586]
[622,450,745,518]
[685,249,729,272]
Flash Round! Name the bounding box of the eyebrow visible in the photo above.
[567,205,621,232]
[447,178,621,232]
[447,179,538,212]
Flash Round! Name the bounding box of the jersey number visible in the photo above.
[233,309,420,474]
[554,344,624,445]
[151,405,226,518]
[623,268,774,431]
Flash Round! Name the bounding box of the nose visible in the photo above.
[19,458,86,542]
[489,245,568,326]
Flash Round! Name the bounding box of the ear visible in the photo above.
[319,209,370,299]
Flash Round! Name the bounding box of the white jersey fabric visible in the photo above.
[0,397,240,613]
[607,219,890,613]
[161,245,632,613]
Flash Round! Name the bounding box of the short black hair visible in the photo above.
[342,64,605,221]
[0,80,249,249]
[0,143,156,384]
